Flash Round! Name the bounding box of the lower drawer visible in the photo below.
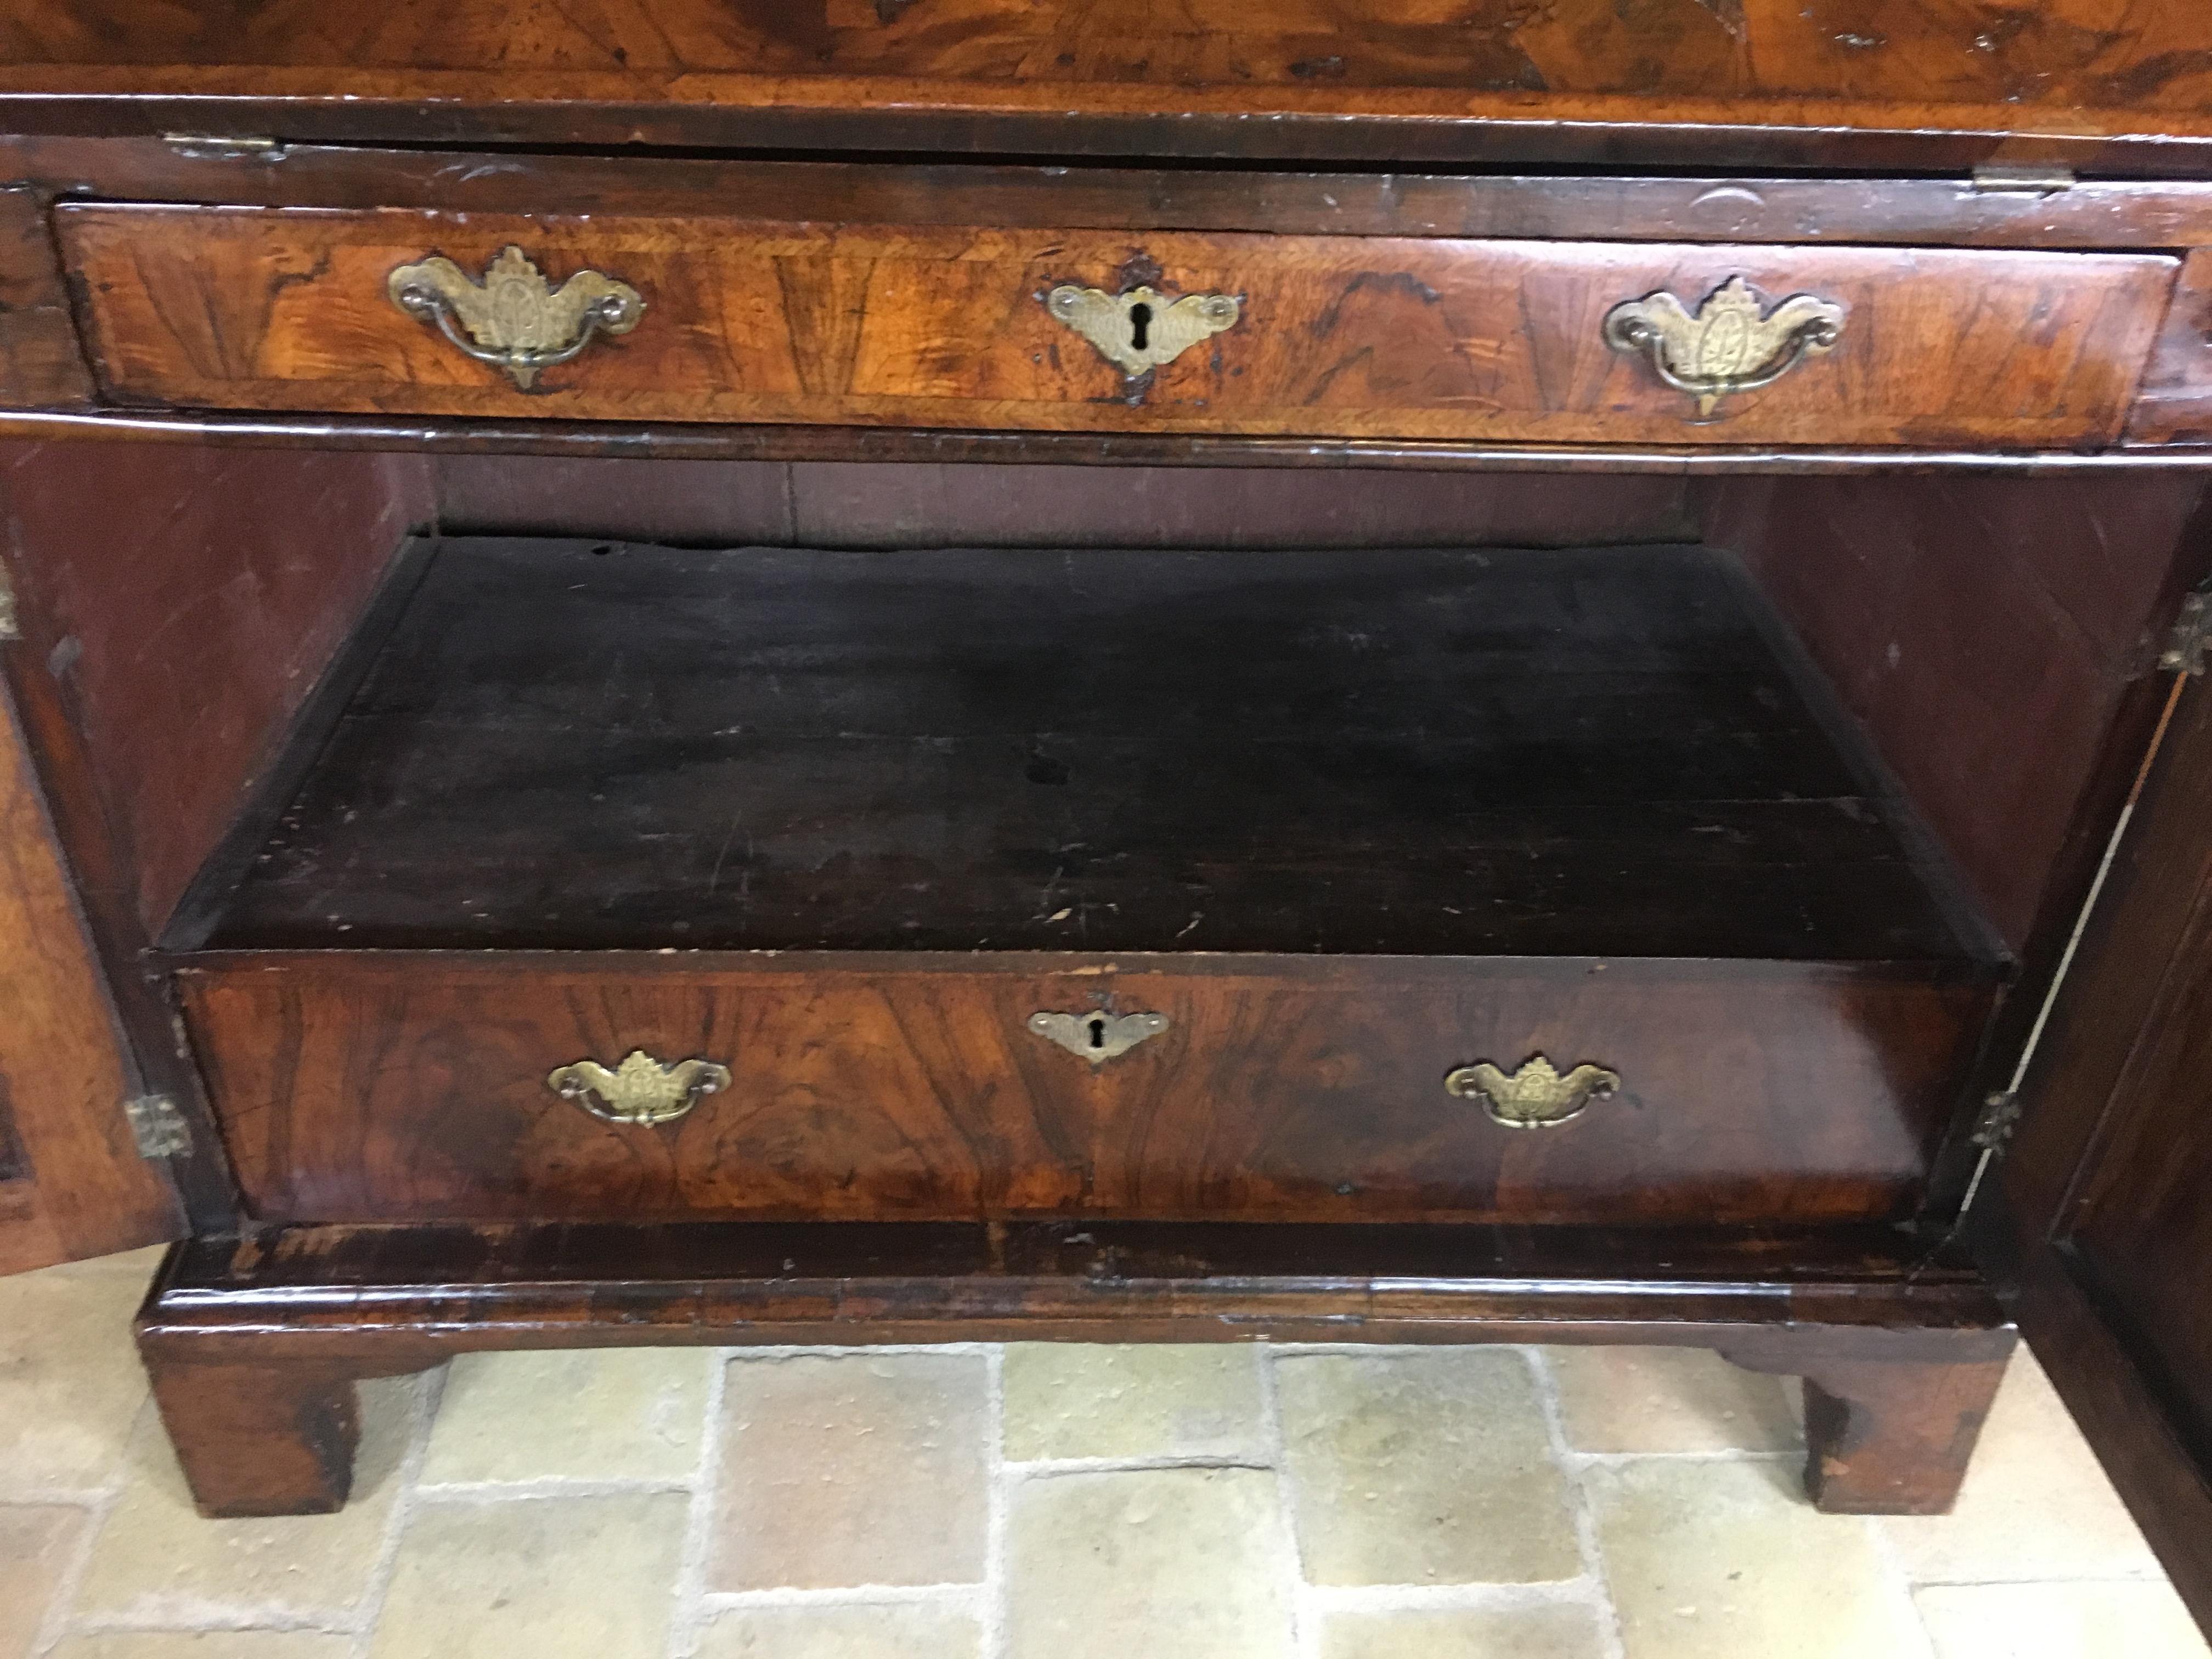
[177,953,1992,1226]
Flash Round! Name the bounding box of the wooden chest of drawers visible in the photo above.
[2,5,2210,1629]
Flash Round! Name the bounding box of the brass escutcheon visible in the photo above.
[546,1049,730,1126]
[1444,1054,1622,1130]
[1603,275,1845,416]
[389,245,645,390]
[1045,283,1240,376]
[1028,1009,1170,1065]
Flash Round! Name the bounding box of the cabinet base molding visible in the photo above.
[136,1220,2016,1519]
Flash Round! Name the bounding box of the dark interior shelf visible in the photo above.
[179,536,2006,966]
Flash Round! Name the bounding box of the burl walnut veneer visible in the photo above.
[0,5,2209,1635]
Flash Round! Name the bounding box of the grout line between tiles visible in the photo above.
[983,1342,1010,1659]
[664,1342,731,1659]
[1006,1452,1279,1478]
[1908,1572,2172,1588]
[695,1583,990,1609]
[410,1474,698,1502]
[1302,1580,1614,1613]
[26,1404,137,1659]
[347,1362,448,1659]
[1864,1492,1945,1659]
[1251,1340,1311,1659]
[1525,1347,1630,1659]
[1559,1448,1799,1467]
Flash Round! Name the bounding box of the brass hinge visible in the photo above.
[122,1094,190,1160]
[1970,163,2076,193]
[160,134,285,161]
[1970,1091,2024,1155]
[2161,586,2211,677]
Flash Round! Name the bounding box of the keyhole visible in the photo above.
[1087,1015,1108,1050]
[1127,302,1153,353]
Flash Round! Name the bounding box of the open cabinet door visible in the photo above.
[1996,668,2212,1634]
[0,675,182,1274]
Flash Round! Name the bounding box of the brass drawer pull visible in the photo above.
[1446,1054,1621,1130]
[1028,1009,1170,1065]
[1046,283,1240,376]
[389,245,645,390]
[546,1049,730,1126]
[1603,276,1844,416]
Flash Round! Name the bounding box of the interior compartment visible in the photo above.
[4,444,2201,1228]
[170,535,2003,970]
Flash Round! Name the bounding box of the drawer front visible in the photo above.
[178,956,1989,1227]
[61,205,2173,448]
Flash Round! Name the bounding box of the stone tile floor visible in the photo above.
[2,1248,2205,1659]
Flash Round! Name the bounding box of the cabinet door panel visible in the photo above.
[0,681,181,1274]
[2001,674,2212,1635]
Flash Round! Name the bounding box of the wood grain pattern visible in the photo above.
[175,953,1990,1228]
[0,680,179,1274]
[0,185,89,409]
[58,207,2176,450]
[1789,1354,2012,1514]
[11,1,2212,170]
[2126,248,2212,447]
[135,1218,2015,1515]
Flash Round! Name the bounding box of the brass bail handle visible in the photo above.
[1603,275,1845,416]
[1444,1054,1622,1130]
[389,245,646,391]
[546,1049,730,1126]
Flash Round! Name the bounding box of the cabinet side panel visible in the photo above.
[0,681,180,1273]
[1702,473,2205,951]
[0,440,434,935]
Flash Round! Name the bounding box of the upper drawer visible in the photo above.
[58,204,2176,449]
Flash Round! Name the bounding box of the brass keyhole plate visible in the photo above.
[1044,284,1240,377]
[1028,1010,1170,1065]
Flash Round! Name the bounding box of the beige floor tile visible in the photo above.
[0,1504,89,1659]
[695,1602,983,1658]
[48,1636,354,1659]
[32,1246,168,1284]
[421,1347,712,1485]
[1274,1349,1578,1587]
[1003,1466,1295,1659]
[0,1265,153,1494]
[1915,1582,2210,1659]
[1545,1347,1800,1454]
[1318,1602,1610,1658]
[1879,1351,2161,1583]
[1001,1344,1266,1462]
[1589,1458,1931,1659]
[72,1376,414,1624]
[369,1490,685,1659]
[709,1352,988,1590]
